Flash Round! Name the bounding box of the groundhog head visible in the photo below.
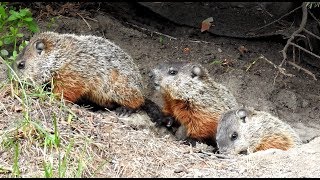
[216,108,253,155]
[149,62,209,93]
[14,32,62,85]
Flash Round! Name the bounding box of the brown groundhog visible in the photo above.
[13,31,147,115]
[216,107,302,155]
[149,62,239,145]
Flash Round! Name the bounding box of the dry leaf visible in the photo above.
[201,17,214,32]
[238,45,248,55]
[183,47,190,54]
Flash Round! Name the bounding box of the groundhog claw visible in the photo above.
[115,106,136,117]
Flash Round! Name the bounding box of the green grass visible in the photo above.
[12,142,20,177]
[0,57,96,177]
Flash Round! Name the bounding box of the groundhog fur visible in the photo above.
[150,62,239,145]
[216,107,302,155]
[13,31,163,117]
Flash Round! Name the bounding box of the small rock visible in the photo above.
[218,48,222,53]
[302,99,309,108]
[174,166,187,173]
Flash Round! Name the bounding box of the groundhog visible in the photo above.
[149,62,239,145]
[13,31,147,115]
[216,107,302,155]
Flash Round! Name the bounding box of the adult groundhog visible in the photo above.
[216,107,302,155]
[14,31,147,115]
[149,62,239,145]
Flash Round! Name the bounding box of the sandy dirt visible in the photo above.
[0,2,320,178]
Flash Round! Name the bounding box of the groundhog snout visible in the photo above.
[217,147,229,155]
[148,70,161,89]
[148,71,154,79]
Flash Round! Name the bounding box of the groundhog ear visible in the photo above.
[35,41,45,55]
[236,108,248,123]
[191,65,205,78]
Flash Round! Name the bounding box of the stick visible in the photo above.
[287,61,317,80]
[84,16,98,22]
[188,40,211,44]
[259,55,294,77]
[289,42,320,59]
[293,46,295,63]
[249,4,303,32]
[125,22,177,40]
[76,12,92,30]
[303,28,320,41]
[308,10,320,27]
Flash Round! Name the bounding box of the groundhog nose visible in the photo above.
[239,150,248,155]
[148,71,154,79]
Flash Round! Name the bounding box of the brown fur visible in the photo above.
[254,133,294,152]
[162,92,219,140]
[53,70,86,103]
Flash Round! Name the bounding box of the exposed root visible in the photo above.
[249,4,303,32]
[125,22,177,40]
[259,55,294,77]
[277,2,320,82]
[280,2,308,67]
[287,61,317,80]
[76,12,92,30]
[308,10,320,27]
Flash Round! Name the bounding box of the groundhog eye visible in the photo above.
[168,67,178,75]
[231,132,238,141]
[17,61,25,69]
[35,42,45,54]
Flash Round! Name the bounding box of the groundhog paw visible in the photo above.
[115,106,137,117]
[181,138,198,147]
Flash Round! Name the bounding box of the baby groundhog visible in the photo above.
[14,32,145,114]
[216,107,302,155]
[150,62,239,145]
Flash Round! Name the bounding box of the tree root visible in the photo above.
[277,2,320,82]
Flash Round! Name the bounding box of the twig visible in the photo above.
[294,34,306,38]
[303,28,320,41]
[84,16,98,22]
[293,45,295,63]
[259,54,294,77]
[125,22,177,40]
[287,61,317,80]
[249,4,303,32]
[279,2,308,67]
[212,154,232,159]
[245,57,260,72]
[249,54,295,85]
[76,12,92,30]
[308,10,320,27]
[188,40,211,44]
[289,42,320,59]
